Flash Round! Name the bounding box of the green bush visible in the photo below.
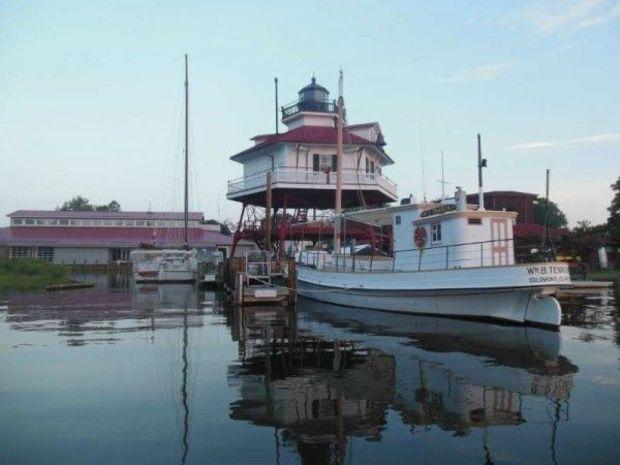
[0,259,71,292]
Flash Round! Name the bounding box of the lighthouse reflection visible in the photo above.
[226,302,577,463]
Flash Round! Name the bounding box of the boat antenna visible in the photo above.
[437,149,449,200]
[477,133,487,210]
[419,122,427,202]
[334,69,344,255]
[542,168,551,247]
[184,54,189,248]
[274,77,279,135]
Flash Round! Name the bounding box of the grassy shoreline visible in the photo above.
[0,259,72,293]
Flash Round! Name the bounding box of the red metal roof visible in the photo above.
[0,226,233,248]
[231,125,389,160]
[7,210,204,220]
[514,223,568,238]
[466,191,538,199]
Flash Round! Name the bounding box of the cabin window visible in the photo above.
[468,218,482,225]
[312,154,320,171]
[431,223,442,243]
[395,215,401,225]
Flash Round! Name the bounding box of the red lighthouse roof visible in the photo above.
[231,125,393,164]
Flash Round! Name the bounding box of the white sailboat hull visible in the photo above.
[296,263,571,328]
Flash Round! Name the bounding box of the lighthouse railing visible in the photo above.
[227,167,397,198]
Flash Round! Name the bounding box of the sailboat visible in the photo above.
[131,55,199,283]
[295,72,571,329]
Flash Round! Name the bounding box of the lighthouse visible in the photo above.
[227,76,397,210]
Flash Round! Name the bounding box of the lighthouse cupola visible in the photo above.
[281,76,337,130]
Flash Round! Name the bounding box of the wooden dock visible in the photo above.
[223,253,296,307]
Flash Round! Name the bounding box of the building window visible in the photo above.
[48,219,57,225]
[104,220,112,226]
[136,220,145,226]
[25,219,34,225]
[35,219,44,225]
[70,220,78,225]
[125,221,134,227]
[12,219,23,225]
[11,247,31,259]
[111,248,131,261]
[37,247,54,262]
[59,219,69,225]
[114,220,123,226]
[431,223,442,243]
[395,215,401,225]
[468,218,482,225]
[93,220,101,225]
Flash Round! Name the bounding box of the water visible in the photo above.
[1,278,618,465]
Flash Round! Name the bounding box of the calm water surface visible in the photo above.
[1,275,619,465]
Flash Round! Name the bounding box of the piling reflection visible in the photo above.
[226,301,578,463]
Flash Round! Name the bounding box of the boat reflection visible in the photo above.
[226,301,578,463]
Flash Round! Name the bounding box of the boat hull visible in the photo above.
[296,264,569,329]
[134,270,196,283]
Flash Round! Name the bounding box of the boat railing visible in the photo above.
[298,238,555,272]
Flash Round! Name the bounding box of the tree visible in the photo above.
[607,176,620,243]
[57,196,121,212]
[533,197,568,228]
[95,200,121,212]
[58,196,94,212]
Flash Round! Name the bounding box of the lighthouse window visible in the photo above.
[331,155,337,172]
[313,154,320,171]
[431,223,442,243]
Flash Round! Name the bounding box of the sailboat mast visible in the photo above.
[184,54,189,247]
[334,70,344,255]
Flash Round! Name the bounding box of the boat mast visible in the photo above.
[334,70,344,255]
[184,54,189,248]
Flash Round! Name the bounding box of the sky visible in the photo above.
[1,0,618,227]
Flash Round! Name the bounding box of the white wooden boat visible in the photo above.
[296,187,571,329]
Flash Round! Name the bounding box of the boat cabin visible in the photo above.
[346,187,517,271]
[227,77,398,210]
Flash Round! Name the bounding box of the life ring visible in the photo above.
[414,226,427,249]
